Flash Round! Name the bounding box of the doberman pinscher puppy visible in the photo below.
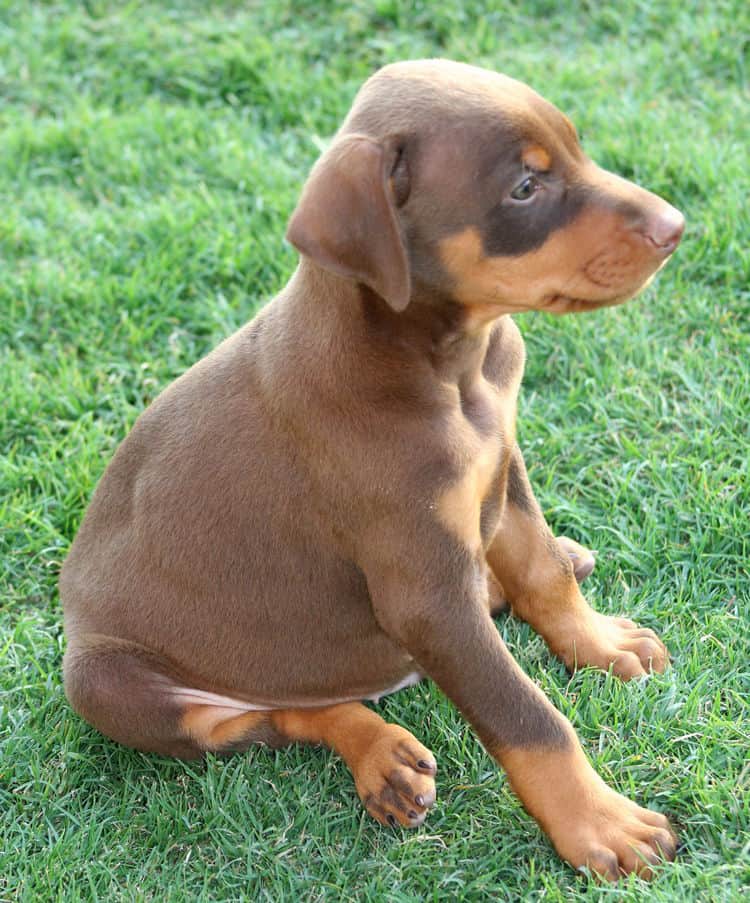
[61,60,684,880]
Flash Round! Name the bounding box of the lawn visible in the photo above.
[1,0,748,899]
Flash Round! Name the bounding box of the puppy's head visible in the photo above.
[287,60,684,320]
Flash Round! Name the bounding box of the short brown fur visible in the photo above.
[61,60,684,880]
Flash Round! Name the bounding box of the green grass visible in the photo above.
[1,0,749,899]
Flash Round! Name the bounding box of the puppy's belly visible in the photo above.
[168,669,424,713]
[182,620,421,709]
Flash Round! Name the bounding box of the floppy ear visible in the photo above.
[286,134,411,312]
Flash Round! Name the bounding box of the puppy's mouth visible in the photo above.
[543,269,662,314]
[543,293,628,314]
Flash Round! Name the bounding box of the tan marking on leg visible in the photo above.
[488,500,669,678]
[181,705,266,750]
[497,742,677,880]
[488,504,578,625]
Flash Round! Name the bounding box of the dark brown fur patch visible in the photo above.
[506,449,534,515]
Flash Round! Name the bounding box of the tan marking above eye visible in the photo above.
[522,145,552,172]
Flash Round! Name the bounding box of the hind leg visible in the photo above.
[62,633,269,758]
[64,634,437,825]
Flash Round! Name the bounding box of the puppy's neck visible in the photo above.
[289,259,496,394]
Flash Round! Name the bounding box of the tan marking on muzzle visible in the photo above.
[440,201,667,322]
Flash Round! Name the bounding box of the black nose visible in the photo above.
[642,205,685,254]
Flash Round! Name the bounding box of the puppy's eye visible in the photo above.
[510,175,541,201]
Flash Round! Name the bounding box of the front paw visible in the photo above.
[506,745,677,881]
[556,610,669,680]
[353,724,437,828]
[549,773,677,880]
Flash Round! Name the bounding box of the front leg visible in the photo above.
[487,445,668,679]
[361,533,675,879]
[488,534,595,616]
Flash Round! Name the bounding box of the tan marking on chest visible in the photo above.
[436,386,510,551]
[437,442,499,550]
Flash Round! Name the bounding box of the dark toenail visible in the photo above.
[418,760,432,770]
[408,810,418,819]
[387,814,397,827]
[415,795,424,807]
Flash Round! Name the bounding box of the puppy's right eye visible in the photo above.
[510,175,541,201]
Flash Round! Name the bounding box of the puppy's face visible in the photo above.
[288,60,683,319]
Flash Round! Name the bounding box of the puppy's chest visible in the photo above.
[435,379,516,552]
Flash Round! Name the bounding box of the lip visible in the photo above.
[543,265,667,313]
[543,294,626,313]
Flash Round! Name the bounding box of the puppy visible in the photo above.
[61,60,684,880]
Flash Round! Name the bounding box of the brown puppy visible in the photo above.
[60,60,684,880]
